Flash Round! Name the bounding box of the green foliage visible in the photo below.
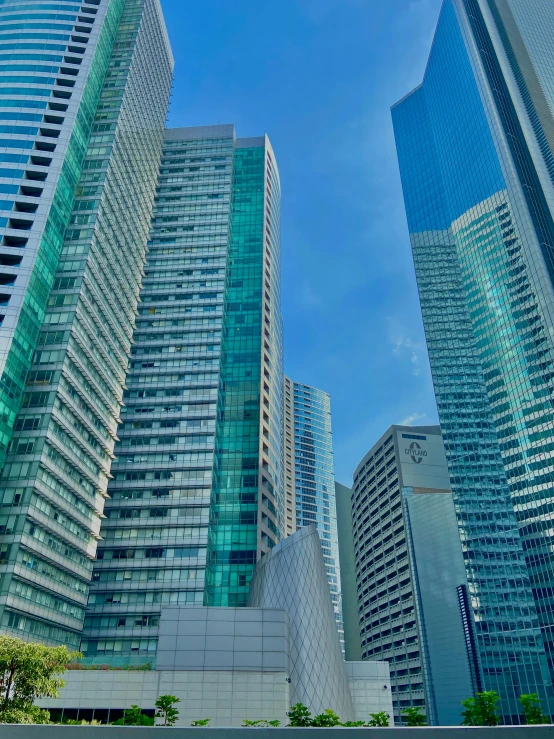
[367,712,390,727]
[461,691,500,726]
[287,703,313,727]
[519,694,551,725]
[242,719,281,727]
[402,707,426,726]
[311,709,341,727]
[111,705,155,726]
[0,635,80,708]
[0,705,50,724]
[155,694,180,726]
[191,718,211,726]
[341,721,366,727]
[0,635,80,724]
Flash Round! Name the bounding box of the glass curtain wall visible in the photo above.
[392,0,554,720]
[286,379,343,646]
[83,127,284,664]
[0,0,172,649]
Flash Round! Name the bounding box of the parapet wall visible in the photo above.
[3,724,554,737]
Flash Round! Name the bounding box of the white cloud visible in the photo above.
[391,333,424,377]
[397,411,427,426]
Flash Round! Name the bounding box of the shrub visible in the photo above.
[367,712,390,727]
[461,691,500,726]
[155,694,180,726]
[402,707,426,726]
[287,703,312,727]
[191,718,211,726]
[311,709,341,727]
[519,694,551,725]
[111,705,155,726]
[0,705,50,724]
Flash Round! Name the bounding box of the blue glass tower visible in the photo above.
[284,378,343,646]
[392,0,554,721]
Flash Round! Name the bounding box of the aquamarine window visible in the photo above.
[0,4,80,11]
[0,166,24,177]
[0,33,71,41]
[0,153,27,163]
[0,23,74,31]
[0,65,59,73]
[0,139,33,148]
[0,123,40,131]
[0,54,62,62]
[0,100,47,108]
[0,14,76,22]
[0,76,55,84]
[0,184,20,195]
[0,43,68,51]
[0,88,51,97]
[0,200,13,210]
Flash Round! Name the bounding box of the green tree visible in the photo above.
[312,709,341,727]
[0,705,50,724]
[0,635,80,724]
[367,712,390,727]
[287,703,312,727]
[191,718,211,726]
[155,694,180,726]
[461,691,500,726]
[111,705,155,726]
[402,707,426,726]
[519,694,551,725]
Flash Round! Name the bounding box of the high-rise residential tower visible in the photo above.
[350,426,474,726]
[283,378,343,645]
[392,0,554,720]
[82,125,284,664]
[0,0,173,649]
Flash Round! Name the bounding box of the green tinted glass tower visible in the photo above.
[392,0,554,721]
[82,125,284,664]
[0,0,173,648]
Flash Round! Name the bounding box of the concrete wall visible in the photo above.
[156,607,289,672]
[344,662,392,721]
[249,527,354,720]
[4,725,554,737]
[36,669,289,727]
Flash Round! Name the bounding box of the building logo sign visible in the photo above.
[405,441,427,464]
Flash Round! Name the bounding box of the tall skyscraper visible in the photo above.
[283,378,343,645]
[392,0,554,720]
[0,0,173,649]
[350,426,475,726]
[81,125,284,664]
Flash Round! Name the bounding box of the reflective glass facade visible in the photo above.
[392,0,554,720]
[82,125,284,664]
[0,0,173,649]
[284,378,343,646]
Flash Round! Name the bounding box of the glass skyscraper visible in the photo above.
[82,125,284,664]
[0,0,173,649]
[283,378,343,646]
[392,0,554,720]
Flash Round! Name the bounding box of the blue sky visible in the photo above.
[160,0,443,484]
